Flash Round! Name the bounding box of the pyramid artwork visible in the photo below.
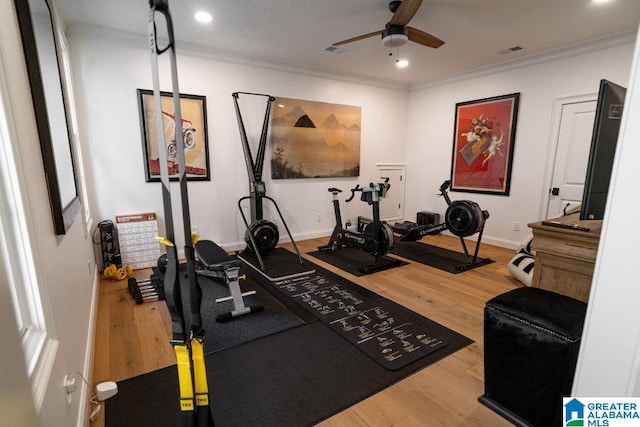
[270,97,361,179]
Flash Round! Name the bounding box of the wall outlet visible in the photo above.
[316,213,321,222]
[63,375,76,395]
[63,375,76,405]
[512,221,521,231]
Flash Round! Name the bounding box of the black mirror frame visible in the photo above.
[14,0,81,235]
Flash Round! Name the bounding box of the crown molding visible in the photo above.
[410,30,638,91]
[65,22,410,92]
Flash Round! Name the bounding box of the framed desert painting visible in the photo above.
[270,97,361,179]
[137,89,210,182]
[450,93,520,195]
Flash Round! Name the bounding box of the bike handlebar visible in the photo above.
[345,185,361,202]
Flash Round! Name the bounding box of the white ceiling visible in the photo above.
[58,0,640,87]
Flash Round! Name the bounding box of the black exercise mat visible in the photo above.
[308,247,408,276]
[106,320,472,427]
[151,266,305,354]
[391,240,494,274]
[237,247,316,281]
[255,257,458,371]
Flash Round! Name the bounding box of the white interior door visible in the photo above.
[546,99,597,218]
[376,164,405,221]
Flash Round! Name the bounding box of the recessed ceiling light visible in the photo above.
[396,59,409,68]
[195,11,212,24]
[592,0,613,3]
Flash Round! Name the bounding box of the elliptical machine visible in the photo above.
[318,178,401,274]
[233,92,314,280]
[393,180,491,271]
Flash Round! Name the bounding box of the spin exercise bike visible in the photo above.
[233,92,314,280]
[318,178,402,274]
[392,180,491,271]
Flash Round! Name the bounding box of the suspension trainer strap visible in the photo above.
[191,336,211,427]
[148,1,212,425]
[175,344,195,416]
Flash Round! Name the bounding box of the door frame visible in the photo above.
[539,93,597,220]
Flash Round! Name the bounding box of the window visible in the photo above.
[0,42,54,410]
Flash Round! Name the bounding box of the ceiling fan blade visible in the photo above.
[390,0,423,26]
[332,30,382,46]
[407,26,445,48]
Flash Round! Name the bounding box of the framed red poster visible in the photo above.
[450,93,520,195]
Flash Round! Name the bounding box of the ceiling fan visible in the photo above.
[332,0,444,49]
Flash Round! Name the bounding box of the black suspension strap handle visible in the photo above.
[148,2,212,426]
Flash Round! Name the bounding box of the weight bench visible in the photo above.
[194,240,263,322]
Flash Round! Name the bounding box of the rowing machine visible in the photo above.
[392,180,491,271]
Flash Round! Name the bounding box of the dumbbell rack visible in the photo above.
[127,275,165,304]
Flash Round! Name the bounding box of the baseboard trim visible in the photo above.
[77,268,100,427]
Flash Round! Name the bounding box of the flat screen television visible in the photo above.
[580,79,626,220]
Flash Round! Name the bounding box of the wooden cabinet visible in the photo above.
[528,213,602,303]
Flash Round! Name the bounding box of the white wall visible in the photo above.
[69,27,409,251]
[405,38,636,248]
[72,30,637,253]
[0,0,97,425]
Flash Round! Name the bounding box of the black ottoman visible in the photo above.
[479,287,587,426]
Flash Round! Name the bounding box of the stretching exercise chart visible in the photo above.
[116,212,161,270]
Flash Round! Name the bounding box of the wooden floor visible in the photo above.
[90,235,520,426]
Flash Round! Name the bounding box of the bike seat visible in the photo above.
[195,240,242,271]
[328,187,342,193]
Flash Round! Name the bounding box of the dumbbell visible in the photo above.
[127,275,160,295]
[103,264,133,281]
[131,285,165,304]
[157,254,168,274]
[127,276,162,304]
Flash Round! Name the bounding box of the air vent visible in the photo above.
[325,46,346,54]
[499,46,523,54]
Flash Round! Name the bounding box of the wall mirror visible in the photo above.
[14,0,81,235]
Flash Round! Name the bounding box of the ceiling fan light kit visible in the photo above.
[382,24,408,47]
[382,34,408,48]
[332,0,444,50]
